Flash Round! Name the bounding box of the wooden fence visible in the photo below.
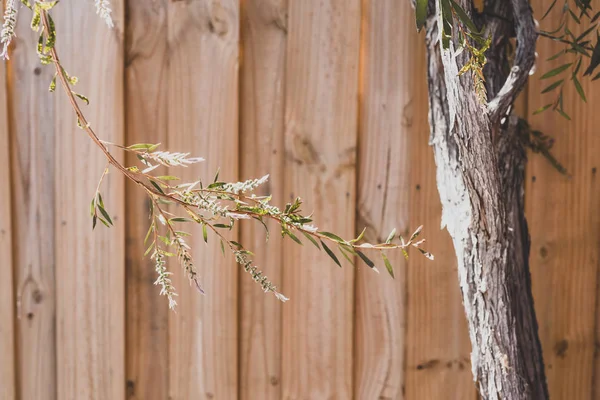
[0,0,598,399]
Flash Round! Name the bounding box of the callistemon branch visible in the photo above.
[8,1,435,310]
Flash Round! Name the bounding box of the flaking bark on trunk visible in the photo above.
[422,0,549,398]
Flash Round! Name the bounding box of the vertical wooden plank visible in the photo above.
[239,1,286,399]
[527,1,600,398]
[125,1,169,400]
[353,1,410,397]
[9,10,58,400]
[355,1,473,398]
[167,1,239,398]
[53,3,125,399]
[404,60,474,399]
[281,1,360,398]
[0,25,16,400]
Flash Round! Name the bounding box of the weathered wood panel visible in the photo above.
[52,3,125,399]
[0,19,16,399]
[404,51,475,399]
[239,1,287,399]
[527,1,600,398]
[167,1,240,398]
[281,1,360,398]
[9,9,58,400]
[125,1,169,399]
[354,1,411,397]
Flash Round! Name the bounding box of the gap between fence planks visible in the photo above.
[527,1,600,398]
[166,1,240,398]
[125,1,169,399]
[238,1,287,399]
[52,3,125,399]
[0,25,16,400]
[281,1,360,398]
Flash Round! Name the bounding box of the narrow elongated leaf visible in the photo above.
[97,205,113,226]
[542,0,558,19]
[202,224,208,243]
[338,245,355,266]
[302,231,321,250]
[541,79,564,93]
[572,76,587,102]
[319,231,345,243]
[450,0,478,33]
[357,251,375,269]
[149,180,165,195]
[169,217,194,223]
[72,91,90,105]
[386,228,396,244]
[144,223,154,245]
[285,230,303,245]
[321,240,342,268]
[556,108,571,120]
[415,0,428,31]
[410,225,423,241]
[533,103,553,115]
[350,227,366,243]
[382,253,394,278]
[540,63,572,79]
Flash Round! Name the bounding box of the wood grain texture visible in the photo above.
[0,27,16,400]
[527,2,600,397]
[404,33,474,399]
[124,1,169,399]
[167,1,239,398]
[52,3,125,399]
[9,11,58,400]
[239,1,287,399]
[281,1,360,398]
[353,1,411,397]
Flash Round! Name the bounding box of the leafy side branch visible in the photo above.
[3,0,432,310]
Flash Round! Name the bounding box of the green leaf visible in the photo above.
[556,108,571,120]
[144,223,154,245]
[20,0,32,10]
[350,227,366,243]
[357,251,375,269]
[418,248,435,260]
[415,0,428,31]
[338,245,355,266]
[213,223,231,229]
[37,0,59,11]
[149,180,165,195]
[220,240,225,256]
[98,217,111,228]
[202,224,208,243]
[72,91,90,105]
[572,76,586,102]
[49,74,57,92]
[213,168,220,183]
[169,217,194,223]
[382,253,394,278]
[97,205,113,226]
[144,243,154,257]
[542,0,558,20]
[540,63,572,79]
[541,79,564,94]
[533,104,553,115]
[128,143,160,150]
[45,14,56,52]
[92,215,97,230]
[546,49,565,61]
[386,228,396,244]
[285,230,303,245]
[319,231,345,243]
[321,240,342,268]
[301,231,321,250]
[450,0,479,33]
[157,175,180,181]
[30,5,41,31]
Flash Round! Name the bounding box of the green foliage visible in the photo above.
[1,0,433,311]
[537,0,600,118]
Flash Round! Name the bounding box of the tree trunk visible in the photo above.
[423,0,550,398]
